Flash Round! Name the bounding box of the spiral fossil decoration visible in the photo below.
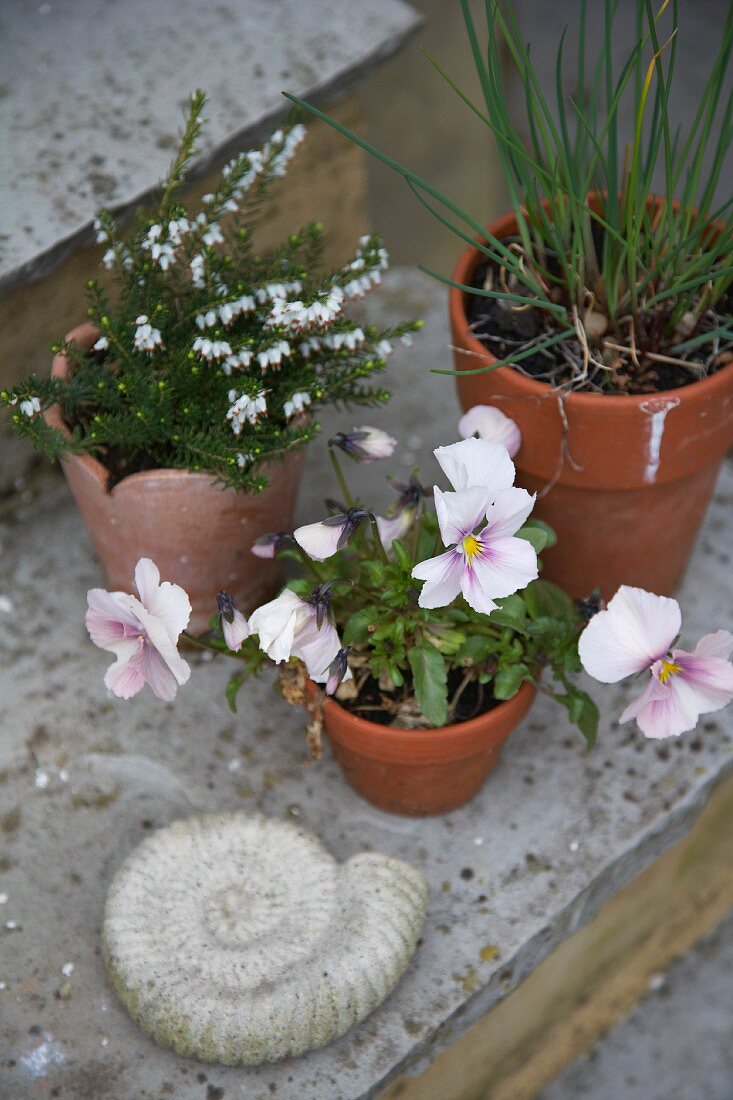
[102,813,428,1065]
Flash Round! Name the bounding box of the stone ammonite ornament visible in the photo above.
[102,812,428,1065]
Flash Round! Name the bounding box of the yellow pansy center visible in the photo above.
[658,659,681,683]
[462,534,480,561]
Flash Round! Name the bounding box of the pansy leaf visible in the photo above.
[343,606,379,645]
[524,579,575,621]
[225,672,246,714]
[493,663,530,700]
[523,518,557,548]
[515,525,548,554]
[556,688,599,748]
[408,643,448,727]
[390,539,413,573]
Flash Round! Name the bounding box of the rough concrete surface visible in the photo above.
[541,910,733,1100]
[0,0,419,291]
[0,271,732,1099]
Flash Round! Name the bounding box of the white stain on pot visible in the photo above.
[640,397,680,483]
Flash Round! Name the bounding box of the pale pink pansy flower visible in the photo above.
[325,646,351,696]
[248,587,351,685]
[251,532,290,559]
[458,405,521,458]
[217,591,250,652]
[376,509,414,550]
[578,585,733,739]
[86,558,191,702]
[294,508,371,562]
[330,426,397,462]
[411,438,537,614]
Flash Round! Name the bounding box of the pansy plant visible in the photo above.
[85,408,733,750]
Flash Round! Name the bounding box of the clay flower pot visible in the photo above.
[45,324,305,631]
[312,681,536,816]
[450,210,733,600]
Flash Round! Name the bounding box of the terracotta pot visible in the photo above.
[450,210,733,600]
[311,681,536,816]
[45,324,306,631]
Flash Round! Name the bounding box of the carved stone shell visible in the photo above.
[102,812,428,1065]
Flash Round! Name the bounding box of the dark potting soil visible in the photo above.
[339,668,503,729]
[466,251,733,396]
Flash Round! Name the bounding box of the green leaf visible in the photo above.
[515,525,548,554]
[343,606,379,645]
[493,663,530,700]
[226,672,246,714]
[524,518,557,548]
[524,579,575,621]
[557,688,599,748]
[457,634,493,664]
[391,538,413,573]
[408,643,448,727]
[490,594,528,631]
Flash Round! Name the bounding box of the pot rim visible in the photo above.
[450,204,733,410]
[309,678,537,763]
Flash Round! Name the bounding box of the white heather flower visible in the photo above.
[19,396,41,418]
[202,223,224,247]
[255,281,303,304]
[151,241,175,270]
[168,217,190,244]
[226,390,267,435]
[195,310,218,330]
[93,336,109,351]
[102,248,116,270]
[193,337,232,361]
[257,341,291,370]
[236,452,254,468]
[223,198,239,213]
[190,253,206,288]
[375,339,393,358]
[284,391,311,419]
[93,217,108,244]
[218,303,234,325]
[145,224,163,243]
[222,349,253,374]
[133,316,163,353]
[201,193,215,204]
[299,337,322,358]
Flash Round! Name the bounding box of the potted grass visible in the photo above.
[83,420,733,816]
[1,92,419,629]
[286,1,733,599]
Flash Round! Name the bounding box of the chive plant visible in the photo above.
[287,0,733,394]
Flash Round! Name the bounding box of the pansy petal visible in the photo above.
[672,649,733,715]
[691,630,733,661]
[104,643,147,700]
[222,609,250,652]
[458,405,522,457]
[470,535,539,601]
[133,604,191,686]
[376,511,413,550]
[619,672,668,724]
[578,585,681,684]
[631,676,700,739]
[249,590,302,662]
[86,588,142,651]
[434,486,490,546]
[144,580,192,642]
[460,564,499,615]
[485,487,536,538]
[293,618,343,683]
[137,643,182,702]
[434,437,515,494]
[293,521,344,561]
[133,557,161,607]
[412,549,463,609]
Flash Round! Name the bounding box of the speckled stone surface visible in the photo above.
[102,813,428,1065]
[0,270,732,1099]
[0,0,419,291]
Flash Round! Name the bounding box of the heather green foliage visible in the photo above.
[287,1,733,393]
[2,92,420,490]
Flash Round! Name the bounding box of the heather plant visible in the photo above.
[287,1,733,394]
[2,92,420,490]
